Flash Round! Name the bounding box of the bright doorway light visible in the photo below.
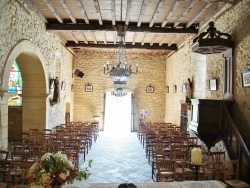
[104,92,132,136]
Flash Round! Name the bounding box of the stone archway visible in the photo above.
[0,40,48,149]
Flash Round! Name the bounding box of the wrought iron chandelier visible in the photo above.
[103,0,138,88]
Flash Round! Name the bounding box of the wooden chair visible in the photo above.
[152,149,171,181]
[200,160,222,180]
[173,150,194,181]
[155,159,176,182]
[222,160,250,188]
[13,162,33,185]
[0,150,9,160]
[0,160,12,186]
[209,151,226,161]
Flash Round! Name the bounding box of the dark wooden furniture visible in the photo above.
[189,99,233,150]
[189,99,250,183]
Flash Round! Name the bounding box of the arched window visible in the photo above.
[8,61,22,106]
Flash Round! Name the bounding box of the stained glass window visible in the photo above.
[8,61,22,106]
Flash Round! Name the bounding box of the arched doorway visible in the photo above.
[1,40,48,148]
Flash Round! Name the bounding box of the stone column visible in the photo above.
[0,91,14,149]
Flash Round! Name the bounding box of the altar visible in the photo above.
[63,180,226,188]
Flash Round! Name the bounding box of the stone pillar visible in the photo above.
[0,91,14,149]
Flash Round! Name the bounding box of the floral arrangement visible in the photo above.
[27,152,92,188]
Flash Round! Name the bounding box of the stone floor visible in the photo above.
[77,131,154,185]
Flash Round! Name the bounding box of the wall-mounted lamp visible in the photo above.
[71,84,74,92]
[247,64,250,71]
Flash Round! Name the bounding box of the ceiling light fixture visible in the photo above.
[103,0,138,89]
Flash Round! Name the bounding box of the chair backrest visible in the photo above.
[0,160,12,185]
[13,161,33,185]
[156,159,176,181]
[0,150,9,160]
[209,151,226,161]
[223,159,239,180]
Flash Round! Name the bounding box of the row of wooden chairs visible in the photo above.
[138,122,250,187]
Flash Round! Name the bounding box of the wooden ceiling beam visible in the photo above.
[76,0,89,24]
[125,0,132,26]
[186,2,212,28]
[174,0,198,27]
[66,42,178,50]
[149,0,165,27]
[59,0,76,23]
[46,22,198,34]
[161,0,180,27]
[43,0,63,23]
[137,0,150,27]
[93,0,103,25]
[111,0,116,25]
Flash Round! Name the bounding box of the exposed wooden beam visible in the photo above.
[141,33,147,45]
[81,32,88,44]
[66,42,178,50]
[186,2,212,28]
[111,0,116,25]
[199,2,225,27]
[150,34,159,46]
[43,0,63,23]
[71,32,79,44]
[46,21,198,34]
[23,0,48,23]
[149,0,165,27]
[132,33,137,45]
[125,0,132,26]
[59,0,76,23]
[161,0,180,27]
[76,0,89,24]
[113,32,117,44]
[174,0,198,27]
[137,0,150,27]
[159,34,168,46]
[93,0,103,25]
[103,32,107,44]
[91,32,97,44]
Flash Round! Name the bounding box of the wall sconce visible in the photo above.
[71,84,74,92]
[247,64,250,71]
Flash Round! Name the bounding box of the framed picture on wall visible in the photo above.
[209,79,217,91]
[85,85,93,92]
[242,72,250,87]
[146,86,154,93]
[166,86,169,93]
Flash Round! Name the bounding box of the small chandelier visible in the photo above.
[103,0,138,88]
[111,88,127,97]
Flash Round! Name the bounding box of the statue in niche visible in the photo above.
[185,78,192,103]
[52,77,60,103]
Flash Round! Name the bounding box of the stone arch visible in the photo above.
[1,40,49,148]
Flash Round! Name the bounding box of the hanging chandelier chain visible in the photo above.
[103,0,138,91]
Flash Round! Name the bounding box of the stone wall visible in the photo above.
[74,53,166,130]
[0,0,74,148]
[166,0,250,149]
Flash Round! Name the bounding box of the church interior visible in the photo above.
[0,0,250,187]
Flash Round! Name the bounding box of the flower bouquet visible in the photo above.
[27,152,92,188]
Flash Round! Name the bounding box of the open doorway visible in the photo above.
[104,91,133,135]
